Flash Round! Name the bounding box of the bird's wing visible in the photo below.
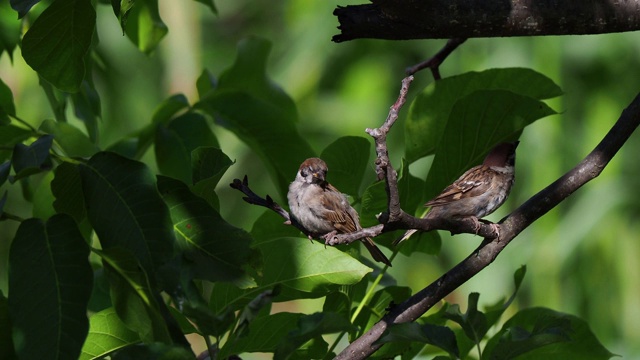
[425,165,493,207]
[320,184,360,233]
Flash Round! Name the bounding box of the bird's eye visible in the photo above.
[300,169,308,177]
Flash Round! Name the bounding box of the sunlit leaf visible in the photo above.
[9,215,92,360]
[79,307,140,360]
[21,0,96,92]
[123,0,168,54]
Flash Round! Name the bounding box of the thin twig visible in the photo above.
[406,38,467,79]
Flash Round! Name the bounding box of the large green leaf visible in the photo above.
[483,307,616,360]
[157,176,251,283]
[190,146,233,209]
[319,136,371,197]
[123,0,168,54]
[405,68,562,162]
[155,112,218,184]
[196,37,314,198]
[21,0,95,92]
[79,152,176,274]
[79,307,140,360]
[96,248,172,344]
[424,89,557,201]
[8,215,92,360]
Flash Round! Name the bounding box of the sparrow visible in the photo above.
[394,142,518,245]
[288,157,392,267]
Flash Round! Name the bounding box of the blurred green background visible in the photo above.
[1,0,639,358]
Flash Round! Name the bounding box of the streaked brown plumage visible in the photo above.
[395,142,518,245]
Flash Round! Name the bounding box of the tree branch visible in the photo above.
[334,91,640,359]
[406,38,467,79]
[333,0,640,42]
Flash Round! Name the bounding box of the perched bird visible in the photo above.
[288,157,392,266]
[395,142,518,245]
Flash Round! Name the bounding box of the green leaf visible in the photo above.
[0,191,7,215]
[444,293,489,345]
[40,119,100,158]
[157,176,251,283]
[96,248,172,343]
[0,125,32,146]
[155,112,218,184]
[190,146,233,209]
[220,312,303,357]
[425,89,557,201]
[21,0,96,92]
[196,69,216,98]
[483,307,616,360]
[250,209,301,243]
[0,77,15,124]
[259,237,372,299]
[194,0,216,14]
[71,80,102,142]
[79,152,176,274]
[397,158,425,216]
[124,0,168,54]
[11,134,53,181]
[79,307,140,360]
[8,215,92,360]
[0,291,15,359]
[359,181,386,229]
[378,322,459,358]
[196,37,314,197]
[9,0,40,18]
[405,68,562,162]
[274,312,357,360]
[32,171,55,219]
[52,162,86,223]
[208,236,372,315]
[319,136,371,197]
[136,94,190,160]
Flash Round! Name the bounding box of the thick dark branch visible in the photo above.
[335,92,640,359]
[333,0,640,42]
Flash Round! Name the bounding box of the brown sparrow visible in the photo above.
[288,157,392,266]
[395,142,518,245]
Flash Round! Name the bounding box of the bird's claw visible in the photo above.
[322,231,338,246]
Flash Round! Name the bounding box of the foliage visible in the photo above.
[0,1,627,359]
